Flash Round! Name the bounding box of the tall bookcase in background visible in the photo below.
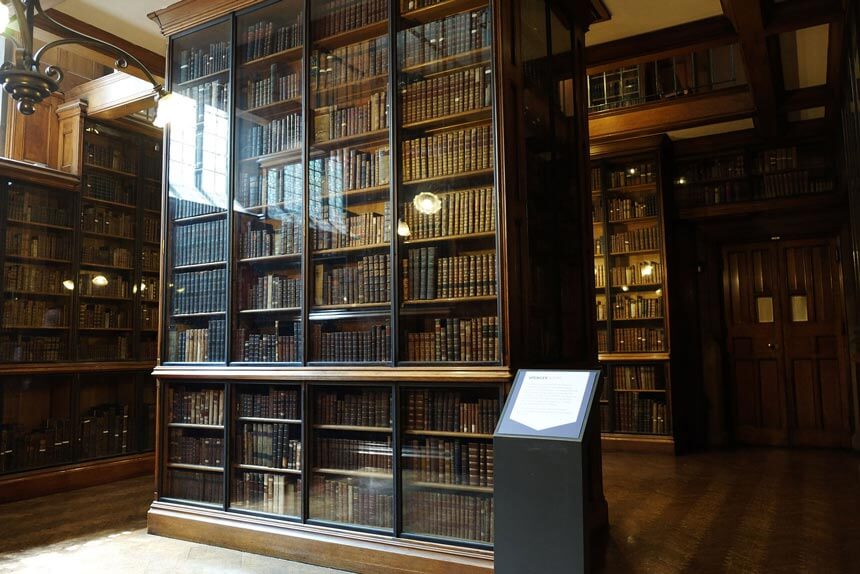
[0,113,162,502]
[590,138,676,453]
[148,0,603,572]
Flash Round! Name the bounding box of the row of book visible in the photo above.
[313,255,390,306]
[81,239,132,268]
[170,319,227,363]
[85,173,134,205]
[78,334,131,361]
[173,198,225,220]
[405,317,499,363]
[237,388,300,419]
[174,219,227,266]
[401,8,491,70]
[232,473,302,516]
[402,124,494,182]
[607,226,660,254]
[311,146,390,193]
[595,300,607,321]
[595,265,606,289]
[403,439,493,487]
[400,186,496,240]
[758,172,832,199]
[177,80,231,114]
[78,272,131,299]
[166,469,224,504]
[168,432,223,467]
[8,191,71,228]
[168,387,225,426]
[0,420,73,472]
[311,476,392,528]
[2,300,66,328]
[6,229,70,261]
[314,91,388,142]
[614,395,670,435]
[238,423,301,469]
[609,164,656,188]
[404,491,493,543]
[404,249,496,301]
[239,217,303,259]
[612,365,662,391]
[142,305,158,330]
[141,276,160,302]
[613,327,665,353]
[315,437,391,472]
[142,247,160,273]
[81,207,135,239]
[756,147,798,173]
[237,163,303,208]
[245,273,302,310]
[85,141,137,174]
[4,264,67,295]
[590,166,602,192]
[171,269,227,315]
[312,324,391,363]
[314,389,391,427]
[311,204,391,251]
[142,183,161,211]
[677,154,745,182]
[235,327,302,363]
[242,15,303,64]
[144,216,160,244]
[78,304,129,329]
[611,295,663,320]
[177,42,231,84]
[402,64,491,124]
[310,37,387,92]
[311,0,386,40]
[0,335,64,362]
[241,113,302,159]
[404,391,499,434]
[600,403,611,433]
[609,262,663,286]
[606,197,657,221]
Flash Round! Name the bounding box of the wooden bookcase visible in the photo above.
[0,114,163,502]
[148,0,604,572]
[590,138,677,453]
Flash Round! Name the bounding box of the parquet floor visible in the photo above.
[0,448,857,573]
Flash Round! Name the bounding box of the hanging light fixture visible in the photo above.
[0,0,175,119]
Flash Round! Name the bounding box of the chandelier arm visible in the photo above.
[6,0,33,57]
[30,0,163,92]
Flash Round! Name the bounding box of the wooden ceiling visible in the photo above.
[587,0,847,142]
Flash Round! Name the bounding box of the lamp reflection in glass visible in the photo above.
[92,275,109,287]
[413,192,442,215]
[641,262,654,277]
[153,91,184,128]
[621,285,630,292]
[397,220,411,237]
[62,279,75,291]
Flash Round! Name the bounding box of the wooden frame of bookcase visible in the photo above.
[147,0,606,571]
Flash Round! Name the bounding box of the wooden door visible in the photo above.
[722,239,852,447]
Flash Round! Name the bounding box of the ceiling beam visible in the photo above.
[35,10,165,82]
[721,0,780,136]
[765,0,843,36]
[782,85,831,112]
[587,16,738,74]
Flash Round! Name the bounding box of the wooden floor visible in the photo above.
[0,448,858,573]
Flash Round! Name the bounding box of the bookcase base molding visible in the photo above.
[0,453,153,504]
[148,502,494,574]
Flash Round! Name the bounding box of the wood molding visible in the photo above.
[148,502,494,574]
[0,361,156,375]
[588,86,754,142]
[587,16,737,74]
[589,134,668,159]
[56,99,87,175]
[153,366,513,383]
[765,0,843,36]
[589,0,611,24]
[148,0,263,37]
[0,454,153,504]
[36,10,165,81]
[0,156,79,189]
[782,85,831,112]
[65,72,159,120]
[3,94,63,169]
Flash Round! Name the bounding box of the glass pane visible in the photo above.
[231,384,303,517]
[78,372,136,461]
[164,382,225,505]
[2,180,74,362]
[606,159,666,353]
[397,0,499,365]
[140,137,163,361]
[309,0,392,363]
[610,363,671,435]
[791,294,809,322]
[400,386,499,544]
[756,296,774,323]
[165,21,231,363]
[233,0,305,365]
[592,166,607,352]
[0,375,74,473]
[309,385,393,530]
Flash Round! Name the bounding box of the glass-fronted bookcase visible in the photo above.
[150,0,600,570]
[590,146,674,448]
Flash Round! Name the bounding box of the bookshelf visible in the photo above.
[150,0,603,572]
[591,144,675,450]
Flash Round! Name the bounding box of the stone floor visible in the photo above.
[0,448,858,573]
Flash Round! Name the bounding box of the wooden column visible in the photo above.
[56,100,88,175]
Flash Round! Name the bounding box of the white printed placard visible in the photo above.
[509,370,590,431]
